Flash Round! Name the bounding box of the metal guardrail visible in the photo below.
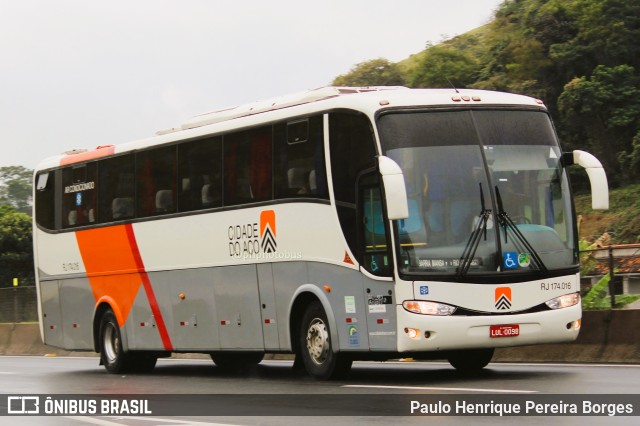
[0,286,38,323]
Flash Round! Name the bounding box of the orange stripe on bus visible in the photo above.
[124,224,173,351]
[75,224,174,351]
[76,225,142,328]
[60,145,116,166]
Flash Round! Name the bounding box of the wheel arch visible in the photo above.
[288,284,341,355]
[93,297,128,353]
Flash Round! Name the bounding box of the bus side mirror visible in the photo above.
[563,150,609,210]
[378,156,409,220]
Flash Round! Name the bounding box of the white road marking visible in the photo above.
[65,417,125,426]
[116,416,238,425]
[343,384,537,393]
[492,362,640,368]
[66,416,239,426]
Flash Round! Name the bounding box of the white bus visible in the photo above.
[33,87,609,379]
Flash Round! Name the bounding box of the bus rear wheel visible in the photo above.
[299,301,352,380]
[99,310,157,374]
[447,348,494,373]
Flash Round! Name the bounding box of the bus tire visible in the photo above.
[210,352,264,371]
[299,301,352,380]
[99,310,157,374]
[447,348,494,373]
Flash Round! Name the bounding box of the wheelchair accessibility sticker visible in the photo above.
[503,252,518,269]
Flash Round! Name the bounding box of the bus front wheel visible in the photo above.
[299,301,352,380]
[99,310,157,374]
[447,348,494,373]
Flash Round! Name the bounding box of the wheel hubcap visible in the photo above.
[103,324,119,363]
[306,318,329,365]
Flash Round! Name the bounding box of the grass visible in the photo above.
[575,184,640,244]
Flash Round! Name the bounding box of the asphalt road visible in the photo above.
[1,356,639,425]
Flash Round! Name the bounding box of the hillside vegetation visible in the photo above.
[575,184,640,244]
[334,0,640,244]
[334,0,640,185]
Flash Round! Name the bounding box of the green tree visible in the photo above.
[0,166,33,215]
[0,205,34,287]
[549,0,640,78]
[475,0,571,102]
[408,45,480,88]
[558,65,640,185]
[332,58,406,87]
[623,131,640,176]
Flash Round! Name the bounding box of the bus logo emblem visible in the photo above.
[495,287,512,310]
[259,210,277,253]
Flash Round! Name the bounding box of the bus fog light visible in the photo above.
[566,319,581,330]
[403,300,456,316]
[545,292,580,310]
[404,327,420,339]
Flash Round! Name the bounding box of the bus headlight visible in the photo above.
[545,292,580,310]
[402,300,456,316]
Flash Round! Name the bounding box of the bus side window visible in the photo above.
[98,154,135,223]
[178,136,222,212]
[358,176,392,277]
[61,163,97,228]
[249,127,273,201]
[136,146,177,217]
[329,111,376,259]
[35,171,56,230]
[274,115,328,200]
[224,126,272,206]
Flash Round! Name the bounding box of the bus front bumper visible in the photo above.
[396,303,581,352]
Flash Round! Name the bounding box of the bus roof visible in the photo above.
[37,86,545,170]
[169,86,409,133]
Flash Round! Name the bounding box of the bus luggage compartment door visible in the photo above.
[257,263,279,350]
[40,280,64,348]
[213,265,264,349]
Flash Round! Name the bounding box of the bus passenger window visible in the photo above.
[274,115,328,199]
[97,154,135,223]
[249,128,273,201]
[136,146,177,217]
[178,136,222,212]
[61,163,97,228]
[224,126,272,206]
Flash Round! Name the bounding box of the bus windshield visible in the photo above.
[377,109,576,277]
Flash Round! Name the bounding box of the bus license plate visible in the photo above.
[490,324,520,338]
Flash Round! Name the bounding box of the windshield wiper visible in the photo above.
[495,186,548,273]
[457,183,491,277]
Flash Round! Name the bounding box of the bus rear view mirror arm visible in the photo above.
[563,150,609,210]
[378,156,409,220]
